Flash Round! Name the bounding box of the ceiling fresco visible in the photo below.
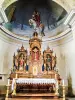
[4,0,67,38]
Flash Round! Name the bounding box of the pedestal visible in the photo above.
[5,85,10,100]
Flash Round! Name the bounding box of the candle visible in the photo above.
[8,79,10,85]
[16,73,18,78]
[56,81,59,88]
[63,80,64,86]
[55,74,57,79]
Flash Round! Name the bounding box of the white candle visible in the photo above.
[8,79,10,85]
[56,81,59,88]
[55,74,57,79]
[63,80,64,86]
[16,73,18,78]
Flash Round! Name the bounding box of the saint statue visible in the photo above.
[19,54,24,70]
[46,55,51,71]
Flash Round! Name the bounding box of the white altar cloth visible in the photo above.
[16,78,56,84]
[12,78,56,90]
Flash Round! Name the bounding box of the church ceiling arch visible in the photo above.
[52,0,70,13]
[2,0,17,10]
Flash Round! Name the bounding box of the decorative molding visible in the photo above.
[52,0,70,12]
[64,9,75,25]
[0,24,73,47]
[2,0,17,10]
[0,8,8,23]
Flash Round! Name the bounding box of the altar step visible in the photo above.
[7,97,68,100]
[15,93,56,97]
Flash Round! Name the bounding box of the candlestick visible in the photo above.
[55,80,59,97]
[6,85,10,99]
[63,85,65,99]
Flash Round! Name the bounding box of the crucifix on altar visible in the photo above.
[32,47,39,61]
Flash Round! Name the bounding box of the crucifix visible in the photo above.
[33,48,39,60]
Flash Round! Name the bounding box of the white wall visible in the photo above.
[0,35,29,85]
[0,39,29,74]
[51,39,75,94]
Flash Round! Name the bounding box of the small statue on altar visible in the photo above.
[46,63,51,71]
[46,55,51,71]
[19,54,24,70]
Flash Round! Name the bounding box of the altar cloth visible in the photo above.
[16,78,56,84]
[12,78,56,90]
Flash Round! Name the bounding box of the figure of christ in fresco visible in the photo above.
[19,54,24,70]
[32,48,39,61]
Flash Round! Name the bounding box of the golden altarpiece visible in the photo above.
[11,32,59,78]
[8,32,62,98]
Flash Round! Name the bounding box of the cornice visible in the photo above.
[0,24,73,47]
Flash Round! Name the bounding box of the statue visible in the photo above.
[14,56,18,70]
[19,54,24,70]
[46,55,51,71]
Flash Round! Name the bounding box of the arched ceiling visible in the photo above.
[1,0,75,12]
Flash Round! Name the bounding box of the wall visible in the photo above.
[0,37,29,74]
[0,28,29,85]
[60,40,75,94]
[48,37,75,93]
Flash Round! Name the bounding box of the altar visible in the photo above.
[7,32,62,98]
[11,78,56,94]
